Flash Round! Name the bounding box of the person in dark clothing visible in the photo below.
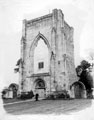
[35,93,39,101]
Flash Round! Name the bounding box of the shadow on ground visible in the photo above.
[3,99,92,115]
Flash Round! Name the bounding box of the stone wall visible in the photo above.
[64,22,77,89]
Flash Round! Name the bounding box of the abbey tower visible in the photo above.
[20,9,77,98]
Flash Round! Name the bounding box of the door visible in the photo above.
[35,79,46,98]
[74,85,82,98]
[35,89,45,98]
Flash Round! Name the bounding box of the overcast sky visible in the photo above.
[0,0,94,87]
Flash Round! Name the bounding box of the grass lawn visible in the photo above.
[4,99,92,115]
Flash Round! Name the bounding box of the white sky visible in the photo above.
[0,0,94,87]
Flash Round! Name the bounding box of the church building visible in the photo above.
[19,9,77,98]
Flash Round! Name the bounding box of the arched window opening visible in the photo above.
[34,38,49,73]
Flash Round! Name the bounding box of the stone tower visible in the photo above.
[20,9,77,98]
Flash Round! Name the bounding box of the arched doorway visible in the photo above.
[71,81,86,99]
[34,79,46,98]
[8,83,19,98]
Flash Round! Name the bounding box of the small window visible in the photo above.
[38,62,44,69]
[58,61,60,65]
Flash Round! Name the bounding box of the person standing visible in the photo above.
[35,93,39,101]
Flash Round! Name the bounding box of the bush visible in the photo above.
[19,90,34,100]
[46,94,55,100]
[46,90,70,100]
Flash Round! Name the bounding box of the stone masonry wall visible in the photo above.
[21,14,53,92]
[64,22,77,89]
